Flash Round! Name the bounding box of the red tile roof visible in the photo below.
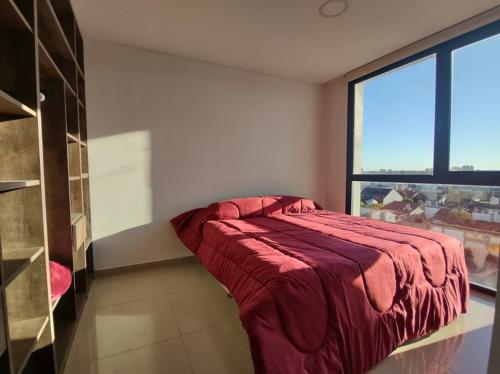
[383,201,421,214]
[432,208,500,234]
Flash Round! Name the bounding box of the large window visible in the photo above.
[347,21,500,293]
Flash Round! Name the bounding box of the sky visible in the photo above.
[357,33,500,173]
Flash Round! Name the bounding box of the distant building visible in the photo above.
[373,201,424,223]
[450,165,475,171]
[400,189,428,203]
[470,197,500,223]
[360,187,403,206]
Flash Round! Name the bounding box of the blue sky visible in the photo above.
[358,33,500,172]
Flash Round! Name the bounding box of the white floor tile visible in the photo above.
[182,322,253,374]
[87,294,180,359]
[170,285,240,335]
[87,268,168,308]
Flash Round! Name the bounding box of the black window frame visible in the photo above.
[346,20,500,296]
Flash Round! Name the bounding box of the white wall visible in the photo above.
[85,39,322,270]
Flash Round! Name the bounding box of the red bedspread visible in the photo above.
[171,196,469,374]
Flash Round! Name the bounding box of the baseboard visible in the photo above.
[94,255,196,277]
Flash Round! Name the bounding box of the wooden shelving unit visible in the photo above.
[0,1,93,373]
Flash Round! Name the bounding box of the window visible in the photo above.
[347,20,500,293]
[353,56,436,175]
[450,34,500,171]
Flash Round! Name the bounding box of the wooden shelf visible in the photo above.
[0,180,40,194]
[71,213,83,225]
[0,90,36,119]
[0,1,32,33]
[84,239,91,252]
[1,247,45,288]
[53,318,76,370]
[38,41,77,98]
[66,133,78,143]
[1,1,92,372]
[75,24,84,75]
[10,316,49,374]
[50,0,76,54]
[38,0,75,64]
[51,296,61,312]
[38,40,63,79]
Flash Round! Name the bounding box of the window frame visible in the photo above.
[346,20,500,295]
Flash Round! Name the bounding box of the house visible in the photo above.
[400,189,428,203]
[360,187,403,206]
[470,198,500,223]
[372,201,424,223]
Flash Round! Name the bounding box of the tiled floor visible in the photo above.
[64,259,496,374]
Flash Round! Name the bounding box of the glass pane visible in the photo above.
[353,56,436,175]
[352,181,499,291]
[450,33,500,171]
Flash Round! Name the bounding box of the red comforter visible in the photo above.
[171,196,469,374]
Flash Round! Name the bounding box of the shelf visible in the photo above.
[0,90,36,119]
[80,140,87,147]
[38,41,77,98]
[0,0,33,33]
[53,320,74,370]
[0,180,40,194]
[84,239,91,252]
[9,316,49,374]
[51,296,61,312]
[1,247,44,288]
[38,0,77,93]
[66,133,78,143]
[75,24,84,74]
[71,213,82,225]
[68,176,80,182]
[38,0,74,63]
[38,40,64,79]
[50,0,76,54]
[76,64,84,80]
[81,173,88,179]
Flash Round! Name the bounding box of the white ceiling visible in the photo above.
[70,0,500,83]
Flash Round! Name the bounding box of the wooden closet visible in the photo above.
[0,1,93,373]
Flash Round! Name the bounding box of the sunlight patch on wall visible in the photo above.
[88,131,152,240]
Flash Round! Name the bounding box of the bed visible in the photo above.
[171,195,469,374]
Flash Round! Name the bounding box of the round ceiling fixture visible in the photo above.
[319,0,349,18]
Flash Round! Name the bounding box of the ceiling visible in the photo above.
[70,0,500,83]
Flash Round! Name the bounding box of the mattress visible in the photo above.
[171,196,469,374]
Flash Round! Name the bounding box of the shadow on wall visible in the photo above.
[85,39,322,271]
[88,130,191,270]
[87,126,320,270]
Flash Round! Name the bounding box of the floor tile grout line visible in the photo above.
[89,334,185,363]
[181,319,242,338]
[87,289,172,310]
[179,333,196,374]
[167,282,227,297]
[89,277,220,310]
[166,292,195,374]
